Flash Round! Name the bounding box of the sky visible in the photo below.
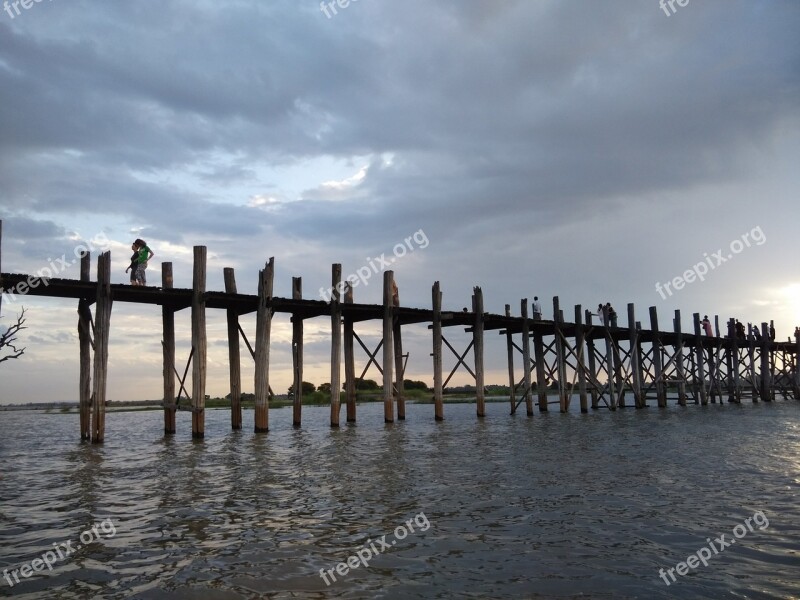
[0,0,798,404]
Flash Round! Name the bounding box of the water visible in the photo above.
[0,400,798,599]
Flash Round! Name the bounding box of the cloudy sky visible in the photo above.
[1,0,798,405]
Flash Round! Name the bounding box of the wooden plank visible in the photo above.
[473,286,486,417]
[575,306,588,413]
[585,310,599,409]
[162,263,176,434]
[553,296,568,412]
[78,251,92,440]
[693,313,708,406]
[505,304,517,414]
[344,281,356,423]
[674,310,686,407]
[649,307,666,408]
[603,316,617,411]
[760,322,771,402]
[520,300,533,416]
[534,317,548,412]
[383,271,394,423]
[254,257,274,433]
[628,304,644,408]
[224,268,242,430]
[393,279,405,420]
[432,281,444,421]
[330,264,342,427]
[91,252,112,443]
[191,247,208,438]
[293,277,305,427]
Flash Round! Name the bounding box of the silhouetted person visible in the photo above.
[702,315,713,337]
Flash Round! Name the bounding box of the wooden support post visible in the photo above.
[473,286,486,417]
[627,304,644,408]
[533,323,548,412]
[521,300,533,416]
[383,271,395,423]
[674,310,686,406]
[90,252,112,443]
[709,315,720,404]
[603,321,617,411]
[78,251,91,440]
[292,277,304,426]
[330,264,342,427]
[729,318,741,403]
[161,263,176,435]
[760,322,771,402]
[693,313,708,406]
[254,257,274,433]
[505,305,517,414]
[649,307,666,408]
[344,282,356,423]
[191,247,208,439]
[585,310,599,409]
[0,220,2,318]
[575,306,588,413]
[393,280,405,420]
[224,268,242,430]
[553,296,568,412]
[795,329,800,400]
[432,281,444,421]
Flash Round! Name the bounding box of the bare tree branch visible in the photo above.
[0,307,27,364]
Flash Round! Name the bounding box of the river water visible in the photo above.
[0,400,798,599]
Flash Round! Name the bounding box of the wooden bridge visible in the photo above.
[1,221,798,442]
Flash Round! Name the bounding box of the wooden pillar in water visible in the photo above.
[674,310,686,406]
[344,282,356,423]
[432,281,444,421]
[795,329,800,399]
[603,316,617,410]
[693,313,708,406]
[90,252,111,443]
[533,319,548,412]
[760,322,771,402]
[505,305,517,415]
[575,306,588,413]
[586,310,599,409]
[254,258,274,433]
[191,247,208,439]
[553,296,568,412]
[292,277,304,427]
[473,286,486,417]
[382,271,395,423]
[728,318,741,403]
[520,300,533,416]
[650,307,667,408]
[393,280,405,420]
[330,264,342,427]
[628,304,644,408]
[78,251,92,440]
[161,263,176,435]
[224,268,242,430]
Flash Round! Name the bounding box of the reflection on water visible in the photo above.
[0,401,798,599]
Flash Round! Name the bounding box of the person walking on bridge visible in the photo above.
[133,238,154,286]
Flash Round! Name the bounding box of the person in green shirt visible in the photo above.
[133,238,154,286]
